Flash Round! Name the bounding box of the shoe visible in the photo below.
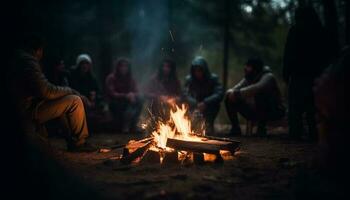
[68,143,98,153]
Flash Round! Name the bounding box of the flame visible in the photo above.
[149,103,234,164]
[152,104,203,149]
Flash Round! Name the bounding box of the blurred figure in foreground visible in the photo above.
[105,58,143,133]
[225,57,285,136]
[145,58,182,121]
[283,6,332,141]
[8,34,95,152]
[293,47,348,199]
[183,56,224,134]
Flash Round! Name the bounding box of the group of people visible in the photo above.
[8,5,340,152]
[7,31,286,153]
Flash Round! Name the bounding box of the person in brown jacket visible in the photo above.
[105,58,143,133]
[8,34,96,152]
[225,57,285,136]
[145,58,182,121]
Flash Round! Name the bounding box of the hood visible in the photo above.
[190,56,211,80]
[74,54,92,69]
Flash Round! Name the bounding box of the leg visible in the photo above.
[203,105,220,135]
[225,94,256,135]
[109,100,127,132]
[288,82,304,139]
[128,98,144,132]
[36,95,88,147]
[305,88,318,141]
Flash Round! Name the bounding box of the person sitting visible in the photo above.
[70,54,100,111]
[8,34,96,152]
[145,58,182,121]
[183,56,224,134]
[105,58,143,133]
[45,58,70,87]
[225,57,285,136]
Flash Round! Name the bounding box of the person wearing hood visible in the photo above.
[70,54,100,110]
[225,57,285,136]
[183,56,224,134]
[145,58,182,120]
[7,34,96,152]
[105,58,143,133]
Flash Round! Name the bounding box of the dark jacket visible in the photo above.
[145,75,181,99]
[9,50,73,120]
[282,9,332,84]
[233,66,284,115]
[184,57,224,107]
[70,70,99,98]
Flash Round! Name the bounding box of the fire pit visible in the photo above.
[120,104,240,165]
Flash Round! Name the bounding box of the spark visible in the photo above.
[169,30,175,42]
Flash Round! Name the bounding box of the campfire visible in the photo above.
[120,104,240,165]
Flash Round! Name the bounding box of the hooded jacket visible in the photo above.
[70,54,99,98]
[9,50,74,120]
[184,57,224,107]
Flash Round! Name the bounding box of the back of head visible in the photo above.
[17,33,45,52]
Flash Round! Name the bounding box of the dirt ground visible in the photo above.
[49,125,319,200]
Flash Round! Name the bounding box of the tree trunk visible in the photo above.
[97,0,114,81]
[323,0,339,52]
[346,0,350,45]
[222,0,230,90]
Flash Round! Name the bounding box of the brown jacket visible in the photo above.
[9,50,73,120]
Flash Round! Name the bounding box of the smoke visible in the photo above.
[124,0,169,83]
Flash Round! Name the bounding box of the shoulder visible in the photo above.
[209,73,220,82]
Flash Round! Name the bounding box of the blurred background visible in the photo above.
[7,0,348,124]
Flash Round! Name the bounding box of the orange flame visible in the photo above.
[152,104,203,149]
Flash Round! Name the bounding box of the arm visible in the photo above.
[105,75,127,100]
[239,73,275,98]
[203,76,224,105]
[25,60,73,100]
[232,78,248,90]
[183,77,197,107]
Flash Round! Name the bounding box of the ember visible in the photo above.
[121,104,240,165]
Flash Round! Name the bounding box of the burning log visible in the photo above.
[167,137,239,154]
[120,138,153,164]
[119,104,241,165]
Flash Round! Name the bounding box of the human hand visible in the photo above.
[127,92,136,103]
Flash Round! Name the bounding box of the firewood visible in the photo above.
[167,137,239,154]
[162,151,179,165]
[120,141,152,164]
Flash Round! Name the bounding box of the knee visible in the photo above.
[66,95,83,106]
